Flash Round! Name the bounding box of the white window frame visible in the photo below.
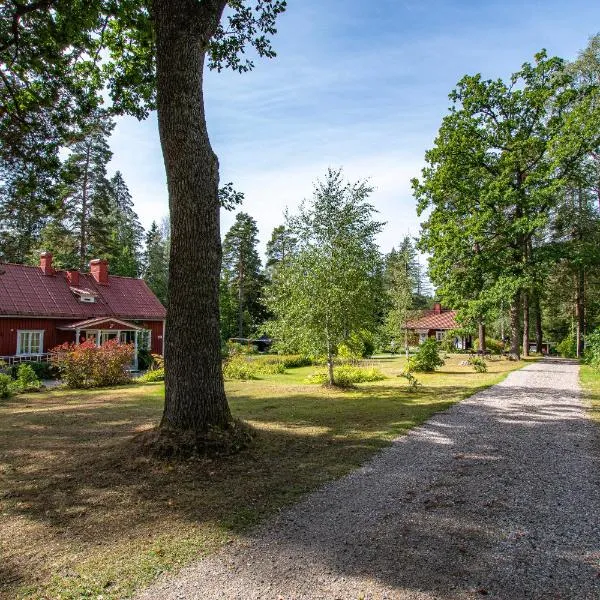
[16,330,45,355]
[435,330,445,341]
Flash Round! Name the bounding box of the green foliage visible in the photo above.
[584,328,600,370]
[221,213,266,338]
[137,348,153,372]
[468,356,488,373]
[408,339,445,372]
[144,221,169,307]
[14,364,42,392]
[265,169,384,380]
[398,370,422,392]
[557,334,577,358]
[0,374,14,398]
[222,356,259,380]
[474,338,506,355]
[338,330,376,360]
[137,368,165,383]
[306,366,385,386]
[51,340,135,389]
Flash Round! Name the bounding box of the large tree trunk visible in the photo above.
[154,0,232,446]
[534,293,543,354]
[522,291,529,357]
[477,320,486,354]
[575,267,585,358]
[508,293,521,360]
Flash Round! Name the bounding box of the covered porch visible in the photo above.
[58,317,150,370]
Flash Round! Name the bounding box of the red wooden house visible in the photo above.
[0,253,166,367]
[405,302,472,349]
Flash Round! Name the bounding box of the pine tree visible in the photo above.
[60,114,114,269]
[222,213,265,338]
[144,221,169,306]
[107,172,145,276]
[265,224,296,278]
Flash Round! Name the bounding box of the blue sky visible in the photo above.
[108,0,600,257]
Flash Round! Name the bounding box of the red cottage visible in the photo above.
[0,253,166,368]
[405,302,472,349]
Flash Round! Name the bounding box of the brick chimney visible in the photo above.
[433,301,442,314]
[40,252,55,276]
[66,269,80,287]
[89,259,108,284]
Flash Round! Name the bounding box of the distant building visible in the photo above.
[0,253,166,367]
[405,302,471,349]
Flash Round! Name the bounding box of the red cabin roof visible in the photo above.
[406,309,458,330]
[0,262,166,320]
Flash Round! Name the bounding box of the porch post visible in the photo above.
[134,329,139,371]
[75,329,80,345]
[96,330,101,347]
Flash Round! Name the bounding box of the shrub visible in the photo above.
[474,338,505,355]
[137,348,153,371]
[13,364,42,392]
[408,338,445,372]
[51,340,135,388]
[0,373,14,398]
[306,365,385,386]
[584,328,600,370]
[222,355,259,380]
[398,370,421,392]
[468,356,488,373]
[557,334,577,358]
[137,367,165,382]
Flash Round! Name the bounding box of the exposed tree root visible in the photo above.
[136,419,255,459]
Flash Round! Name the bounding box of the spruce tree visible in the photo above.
[222,213,265,338]
[144,221,169,307]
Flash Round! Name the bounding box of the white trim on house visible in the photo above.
[16,330,45,355]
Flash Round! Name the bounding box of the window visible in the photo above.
[435,330,445,341]
[17,330,44,355]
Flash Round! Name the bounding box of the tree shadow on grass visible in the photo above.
[2,360,598,599]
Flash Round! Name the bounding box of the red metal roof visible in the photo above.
[0,263,166,320]
[406,309,458,330]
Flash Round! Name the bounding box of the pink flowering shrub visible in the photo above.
[51,339,135,388]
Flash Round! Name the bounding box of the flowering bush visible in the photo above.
[51,339,135,388]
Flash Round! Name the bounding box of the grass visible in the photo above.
[580,363,600,423]
[0,354,531,600]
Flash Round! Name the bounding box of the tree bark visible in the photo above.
[478,320,486,354]
[154,0,232,437]
[534,293,543,354]
[522,291,529,357]
[508,292,521,360]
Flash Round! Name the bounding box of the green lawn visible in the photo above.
[580,363,600,423]
[0,355,530,600]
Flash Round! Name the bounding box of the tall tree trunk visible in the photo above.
[575,267,585,358]
[155,0,232,441]
[237,262,244,338]
[326,330,335,386]
[522,291,529,357]
[79,142,91,269]
[508,292,521,360]
[534,293,543,354]
[478,320,486,353]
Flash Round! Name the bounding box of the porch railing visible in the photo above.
[0,353,51,366]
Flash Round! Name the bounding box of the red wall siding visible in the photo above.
[141,321,164,355]
[0,318,76,356]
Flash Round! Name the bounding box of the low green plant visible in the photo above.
[584,328,600,370]
[398,370,421,392]
[408,339,445,372]
[137,368,165,383]
[473,338,505,355]
[0,373,14,398]
[468,356,488,373]
[557,334,577,358]
[14,364,42,392]
[305,365,385,386]
[223,355,259,380]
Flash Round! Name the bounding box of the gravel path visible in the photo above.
[137,358,600,600]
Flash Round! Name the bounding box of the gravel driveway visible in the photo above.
[137,358,599,600]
